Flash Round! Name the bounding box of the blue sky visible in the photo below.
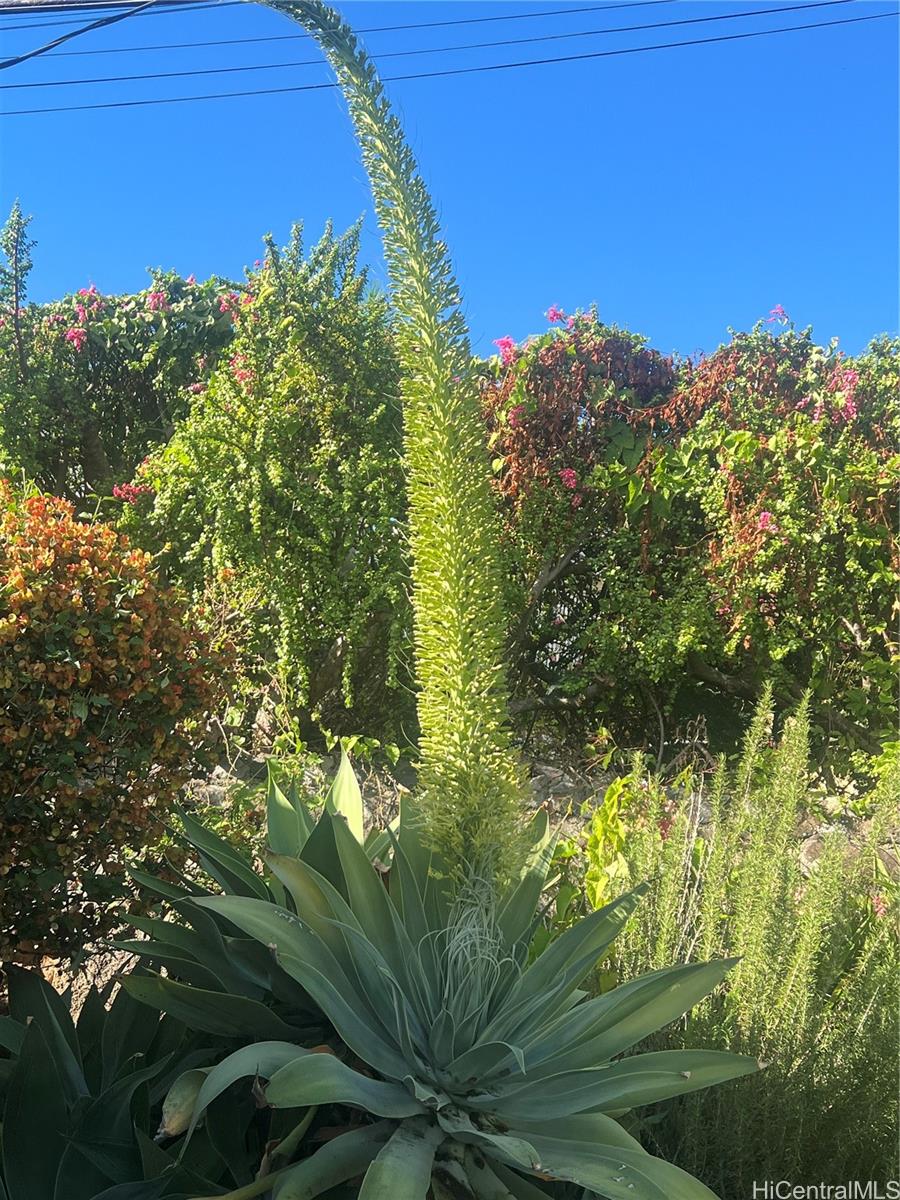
[1,0,897,358]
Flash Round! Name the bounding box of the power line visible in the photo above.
[0,0,660,32]
[0,0,192,11]
[1,9,893,116]
[0,0,160,69]
[0,0,672,37]
[0,1,853,89]
[0,0,236,31]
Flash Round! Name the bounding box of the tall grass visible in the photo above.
[606,691,898,1190]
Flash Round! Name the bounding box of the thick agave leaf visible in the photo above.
[1,1022,68,1200]
[433,1108,541,1172]
[512,1110,645,1149]
[521,959,740,1073]
[330,812,418,984]
[5,966,86,1106]
[266,850,366,970]
[516,1136,720,1200]
[271,1123,393,1200]
[175,806,272,902]
[185,1040,309,1140]
[443,1038,526,1087]
[358,1117,445,1200]
[267,760,315,857]
[496,809,555,953]
[473,1049,757,1120]
[324,746,365,842]
[468,1156,553,1200]
[51,1058,171,1200]
[508,886,647,1008]
[278,954,411,1081]
[490,1162,558,1200]
[119,975,304,1041]
[191,893,393,1055]
[267,1052,426,1117]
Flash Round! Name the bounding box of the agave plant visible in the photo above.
[174,801,757,1200]
[0,965,243,1199]
[118,754,385,1039]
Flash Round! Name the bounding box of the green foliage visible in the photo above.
[120,755,394,1032]
[488,312,899,770]
[128,755,755,1200]
[263,0,525,882]
[0,482,224,962]
[593,692,899,1187]
[0,206,234,500]
[126,222,410,743]
[0,964,241,1199]
[0,200,35,386]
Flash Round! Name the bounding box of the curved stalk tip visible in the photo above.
[258,0,526,883]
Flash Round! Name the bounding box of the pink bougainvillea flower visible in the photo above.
[112,482,151,505]
[493,335,518,366]
[546,305,565,324]
[218,292,240,315]
[147,291,169,312]
[570,493,583,510]
[242,293,254,306]
[185,274,197,285]
[766,304,789,325]
[507,404,525,429]
[188,382,206,394]
[558,468,578,490]
[757,511,777,532]
[566,316,576,329]
[64,327,88,351]
[77,285,98,297]
[838,395,859,422]
[74,304,88,323]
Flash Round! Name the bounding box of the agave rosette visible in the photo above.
[185,797,756,1200]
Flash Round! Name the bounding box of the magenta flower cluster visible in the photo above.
[112,482,151,505]
[493,335,518,366]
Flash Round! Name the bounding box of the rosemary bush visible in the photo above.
[603,692,899,1188]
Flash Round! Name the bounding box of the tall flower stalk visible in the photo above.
[262,0,524,880]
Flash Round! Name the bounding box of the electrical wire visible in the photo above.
[21,0,679,56]
[0,0,161,69]
[0,0,855,89]
[0,0,662,32]
[0,0,238,31]
[0,0,196,11]
[2,8,893,117]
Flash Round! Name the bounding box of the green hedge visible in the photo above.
[484,310,899,771]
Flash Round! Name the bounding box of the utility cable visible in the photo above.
[0,1,237,31]
[1,8,893,116]
[0,0,161,69]
[0,0,664,32]
[0,0,855,89]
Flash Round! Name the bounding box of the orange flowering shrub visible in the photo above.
[0,481,223,961]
